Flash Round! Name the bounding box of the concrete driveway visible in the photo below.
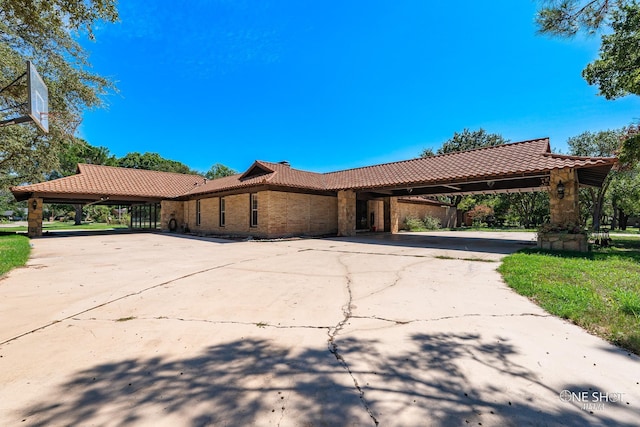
[0,231,638,426]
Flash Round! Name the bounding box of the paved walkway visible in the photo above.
[0,231,638,426]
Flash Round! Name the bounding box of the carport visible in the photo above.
[10,163,206,236]
[332,139,615,242]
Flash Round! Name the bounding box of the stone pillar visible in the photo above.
[383,197,399,233]
[27,197,43,237]
[549,168,580,226]
[337,190,356,237]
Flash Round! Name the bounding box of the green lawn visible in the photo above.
[0,235,31,276]
[499,236,640,354]
[0,221,128,233]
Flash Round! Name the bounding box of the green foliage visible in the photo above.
[404,215,441,231]
[422,215,441,230]
[56,138,117,177]
[536,0,640,99]
[117,152,197,175]
[467,204,494,227]
[619,124,640,166]
[567,129,622,157]
[610,164,640,217]
[499,236,640,354]
[583,3,640,99]
[419,147,435,158]
[404,216,426,231]
[0,234,30,276]
[205,163,237,179]
[1,0,119,186]
[422,128,509,158]
[568,128,623,229]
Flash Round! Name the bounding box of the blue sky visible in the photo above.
[79,0,640,174]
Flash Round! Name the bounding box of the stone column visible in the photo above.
[383,197,399,233]
[337,190,356,237]
[27,197,43,237]
[549,168,580,225]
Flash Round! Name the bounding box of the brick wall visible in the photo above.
[160,200,185,232]
[183,190,337,238]
[398,200,455,229]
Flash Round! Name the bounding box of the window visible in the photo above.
[250,193,258,227]
[196,199,201,226]
[219,197,226,227]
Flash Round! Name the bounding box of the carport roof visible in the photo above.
[11,163,206,203]
[11,138,617,203]
[323,138,615,190]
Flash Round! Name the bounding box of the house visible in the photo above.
[11,138,617,246]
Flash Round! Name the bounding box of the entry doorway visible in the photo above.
[356,200,368,230]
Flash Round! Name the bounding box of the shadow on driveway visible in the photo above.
[328,232,537,255]
[22,334,632,426]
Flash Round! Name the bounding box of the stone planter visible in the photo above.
[537,232,589,252]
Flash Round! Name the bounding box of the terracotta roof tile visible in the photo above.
[11,164,205,199]
[185,161,328,196]
[324,138,615,190]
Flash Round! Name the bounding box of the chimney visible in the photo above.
[279,161,290,167]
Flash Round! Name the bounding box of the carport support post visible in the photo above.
[549,168,579,225]
[383,197,399,233]
[337,190,356,236]
[27,197,43,237]
[541,168,588,251]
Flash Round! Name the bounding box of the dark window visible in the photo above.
[250,193,258,227]
[196,199,201,226]
[219,197,226,227]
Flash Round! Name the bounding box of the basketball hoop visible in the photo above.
[0,61,49,133]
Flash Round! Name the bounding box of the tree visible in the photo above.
[0,0,118,187]
[536,0,640,98]
[421,128,509,158]
[609,163,640,229]
[205,163,237,180]
[56,138,117,178]
[117,152,196,175]
[567,129,622,229]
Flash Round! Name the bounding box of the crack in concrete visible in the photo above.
[71,316,332,330]
[350,312,551,325]
[327,255,379,426]
[0,252,294,347]
[356,259,426,302]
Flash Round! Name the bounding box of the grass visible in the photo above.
[0,234,31,276]
[0,221,127,233]
[499,236,640,354]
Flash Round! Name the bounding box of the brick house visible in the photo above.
[11,138,616,243]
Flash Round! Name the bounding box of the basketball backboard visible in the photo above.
[27,61,48,133]
[0,61,48,133]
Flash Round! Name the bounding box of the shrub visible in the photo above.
[422,215,441,230]
[404,216,425,231]
[467,205,494,227]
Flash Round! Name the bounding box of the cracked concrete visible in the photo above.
[0,231,639,426]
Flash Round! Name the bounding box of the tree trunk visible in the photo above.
[620,211,629,230]
[74,204,83,225]
[611,206,618,230]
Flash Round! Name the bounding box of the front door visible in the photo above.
[356,200,368,230]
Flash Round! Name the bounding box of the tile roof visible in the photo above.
[323,138,616,190]
[11,163,205,199]
[184,160,328,196]
[12,138,617,201]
